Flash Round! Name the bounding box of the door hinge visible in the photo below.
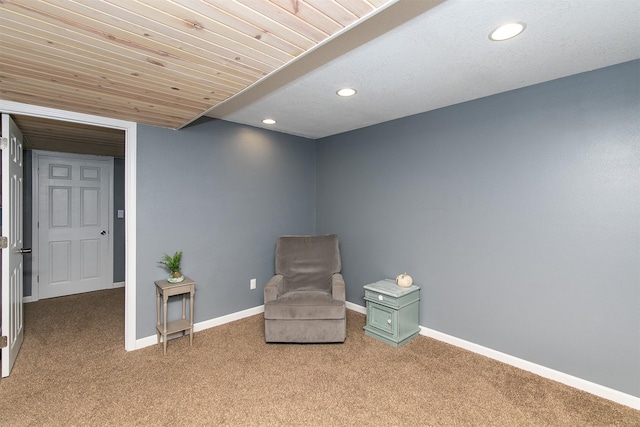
[0,137,8,150]
[0,236,8,249]
[0,336,7,349]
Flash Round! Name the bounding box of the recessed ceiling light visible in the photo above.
[262,118,276,125]
[489,22,526,41]
[336,88,356,97]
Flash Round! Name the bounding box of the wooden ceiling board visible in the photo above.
[0,31,244,98]
[304,0,362,24]
[1,49,205,116]
[97,1,281,73]
[32,0,272,84]
[0,27,238,100]
[235,0,329,42]
[268,0,348,35]
[13,115,125,158]
[367,0,392,7]
[15,115,123,139]
[0,47,229,118]
[204,0,317,51]
[132,0,291,64]
[0,0,394,131]
[3,77,195,122]
[2,86,188,129]
[7,2,283,90]
[334,0,375,17]
[14,0,277,78]
[0,26,246,124]
[176,1,307,57]
[0,9,261,89]
[0,59,218,110]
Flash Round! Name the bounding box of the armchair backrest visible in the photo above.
[275,234,341,293]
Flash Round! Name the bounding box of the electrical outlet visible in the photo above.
[250,278,256,290]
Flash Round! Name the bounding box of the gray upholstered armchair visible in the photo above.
[264,234,346,343]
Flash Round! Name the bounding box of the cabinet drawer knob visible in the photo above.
[378,295,383,301]
[387,318,392,324]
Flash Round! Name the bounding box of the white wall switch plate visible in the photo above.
[117,209,124,218]
[250,278,256,290]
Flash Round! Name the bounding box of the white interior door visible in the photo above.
[38,154,113,299]
[1,114,25,378]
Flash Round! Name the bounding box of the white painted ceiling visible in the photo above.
[207,0,640,139]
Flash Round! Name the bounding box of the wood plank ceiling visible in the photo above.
[12,114,126,157]
[0,0,393,131]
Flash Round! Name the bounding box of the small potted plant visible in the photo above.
[158,250,184,283]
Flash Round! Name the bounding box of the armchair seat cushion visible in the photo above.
[264,291,345,320]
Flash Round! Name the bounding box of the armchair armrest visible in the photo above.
[264,275,284,303]
[331,273,346,301]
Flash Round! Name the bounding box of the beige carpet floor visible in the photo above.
[0,288,637,426]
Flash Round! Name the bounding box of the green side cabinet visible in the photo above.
[363,279,420,347]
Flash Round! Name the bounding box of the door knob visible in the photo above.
[17,248,32,254]
[101,230,106,235]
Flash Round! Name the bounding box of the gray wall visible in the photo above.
[113,157,125,283]
[315,60,640,397]
[136,119,316,338]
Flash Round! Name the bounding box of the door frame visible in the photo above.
[30,150,114,301]
[0,100,137,351]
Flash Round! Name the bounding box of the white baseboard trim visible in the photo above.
[347,302,639,409]
[23,296,36,304]
[135,333,159,350]
[113,282,125,288]
[194,305,264,333]
[346,301,366,314]
[134,304,265,350]
[420,326,640,410]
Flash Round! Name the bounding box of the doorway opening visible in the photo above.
[1,100,137,353]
